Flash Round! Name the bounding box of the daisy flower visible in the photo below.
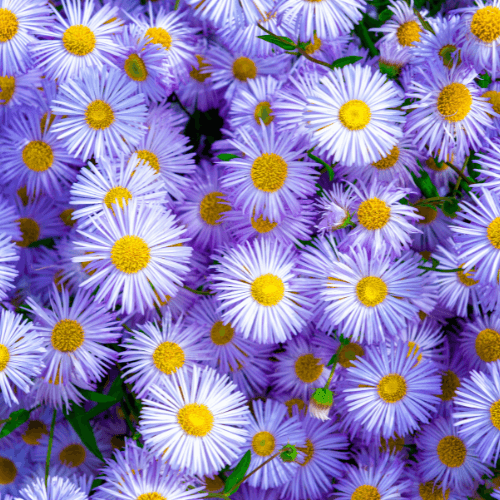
[405,62,497,162]
[26,285,121,387]
[220,123,318,223]
[72,200,192,315]
[451,187,500,284]
[16,475,88,500]
[270,335,330,401]
[119,311,210,398]
[333,452,408,500]
[210,239,312,344]
[275,0,365,42]
[342,179,421,257]
[315,183,357,236]
[0,0,52,75]
[415,417,489,493]
[474,136,500,193]
[455,0,500,79]
[140,365,250,477]
[0,446,29,496]
[305,64,405,167]
[0,68,42,122]
[127,119,195,202]
[0,310,44,406]
[336,341,441,440]
[0,234,18,299]
[113,24,169,103]
[50,66,148,161]
[482,81,500,136]
[70,153,166,228]
[176,161,233,251]
[0,108,80,197]
[30,0,125,83]
[240,398,306,489]
[422,149,462,190]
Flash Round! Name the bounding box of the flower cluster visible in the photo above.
[1,0,500,499]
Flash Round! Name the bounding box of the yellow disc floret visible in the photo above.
[22,420,48,446]
[0,457,16,485]
[338,100,371,130]
[377,374,407,403]
[152,341,185,375]
[190,55,211,83]
[471,6,500,43]
[457,265,478,287]
[145,27,172,50]
[419,482,450,500]
[482,90,500,115]
[104,186,133,211]
[136,150,160,174]
[16,218,40,247]
[294,354,324,383]
[254,101,274,126]
[297,438,315,466]
[357,198,391,230]
[437,435,466,467]
[417,205,438,225]
[210,321,234,345]
[251,430,275,456]
[111,235,151,274]
[437,83,472,122]
[51,319,85,352]
[0,9,18,43]
[439,370,460,401]
[487,217,500,249]
[351,485,381,500]
[85,99,114,130]
[338,342,364,368]
[199,192,231,225]
[177,403,214,437]
[232,56,257,82]
[251,153,288,192]
[396,20,422,46]
[23,140,54,175]
[475,328,500,362]
[124,53,148,82]
[490,399,500,430]
[137,494,167,500]
[372,146,400,170]
[59,443,87,467]
[356,276,388,307]
[304,34,322,55]
[0,344,9,371]
[62,25,96,56]
[0,75,15,105]
[251,214,278,233]
[251,273,285,306]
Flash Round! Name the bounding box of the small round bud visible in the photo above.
[280,444,298,462]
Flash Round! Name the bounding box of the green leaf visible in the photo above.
[329,55,363,69]
[307,152,334,181]
[441,197,460,218]
[84,374,124,421]
[280,444,298,462]
[467,158,481,181]
[297,41,311,51]
[476,71,492,89]
[28,237,55,249]
[379,61,400,79]
[65,405,104,462]
[223,450,251,494]
[378,8,393,22]
[77,389,117,403]
[217,153,239,161]
[411,168,439,198]
[257,34,295,51]
[0,409,31,439]
[353,19,379,57]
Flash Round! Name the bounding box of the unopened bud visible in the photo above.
[280,444,298,462]
[309,388,333,421]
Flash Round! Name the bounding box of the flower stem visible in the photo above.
[45,409,57,489]
[183,285,215,296]
[446,161,473,185]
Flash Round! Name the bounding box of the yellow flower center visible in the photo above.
[51,319,85,352]
[137,494,166,500]
[232,56,257,82]
[297,438,314,466]
[407,341,422,364]
[284,398,307,417]
[16,217,40,247]
[439,370,460,401]
[111,235,151,274]
[425,157,449,171]
[380,434,405,454]
[60,208,76,227]
[124,53,148,82]
[85,100,114,130]
[0,457,16,485]
[0,344,9,371]
[419,482,450,500]
[294,354,324,383]
[59,443,86,468]
[351,485,381,500]
[210,320,234,345]
[471,6,500,43]
[145,26,172,50]
[177,403,214,437]
[490,400,500,430]
[152,341,185,375]
[377,374,407,403]
[0,9,18,43]
[487,217,500,249]
[251,153,288,192]
[251,430,275,456]
[476,328,500,362]
[338,342,364,368]
[372,146,400,170]
[338,100,371,130]
[22,140,54,172]
[357,197,390,230]
[437,83,472,122]
[396,20,422,46]
[22,420,48,446]
[104,186,133,211]
[251,213,278,233]
[136,150,160,174]
[199,192,231,225]
[254,101,274,126]
[417,205,438,225]
[439,44,460,69]
[304,34,322,55]
[0,75,15,105]
[62,25,96,56]
[457,265,478,287]
[251,273,285,306]
[40,112,56,132]
[356,276,388,307]
[204,475,224,492]
[483,90,500,116]
[437,436,466,468]
[190,55,211,83]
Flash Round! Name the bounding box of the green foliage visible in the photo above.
[280,444,298,462]
[327,334,351,366]
[312,387,333,406]
[411,167,440,198]
[378,8,392,22]
[223,450,251,494]
[0,408,32,439]
[307,152,334,181]
[217,153,239,161]
[441,197,460,218]
[329,55,363,69]
[379,61,400,79]
[476,71,492,89]
[257,34,295,51]
[28,237,55,249]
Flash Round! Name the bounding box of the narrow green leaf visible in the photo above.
[257,34,295,51]
[28,237,55,249]
[84,374,124,421]
[353,20,379,57]
[411,168,439,198]
[0,409,31,439]
[77,389,117,403]
[224,450,251,494]
[65,405,104,462]
[297,41,311,50]
[329,55,363,69]
[378,8,392,22]
[307,152,334,181]
[217,153,239,161]
[467,159,481,180]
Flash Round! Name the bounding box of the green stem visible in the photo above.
[412,196,454,206]
[446,161,473,185]
[183,285,214,296]
[418,266,462,273]
[45,409,57,489]
[324,364,336,389]
[452,156,470,194]
[174,0,180,9]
